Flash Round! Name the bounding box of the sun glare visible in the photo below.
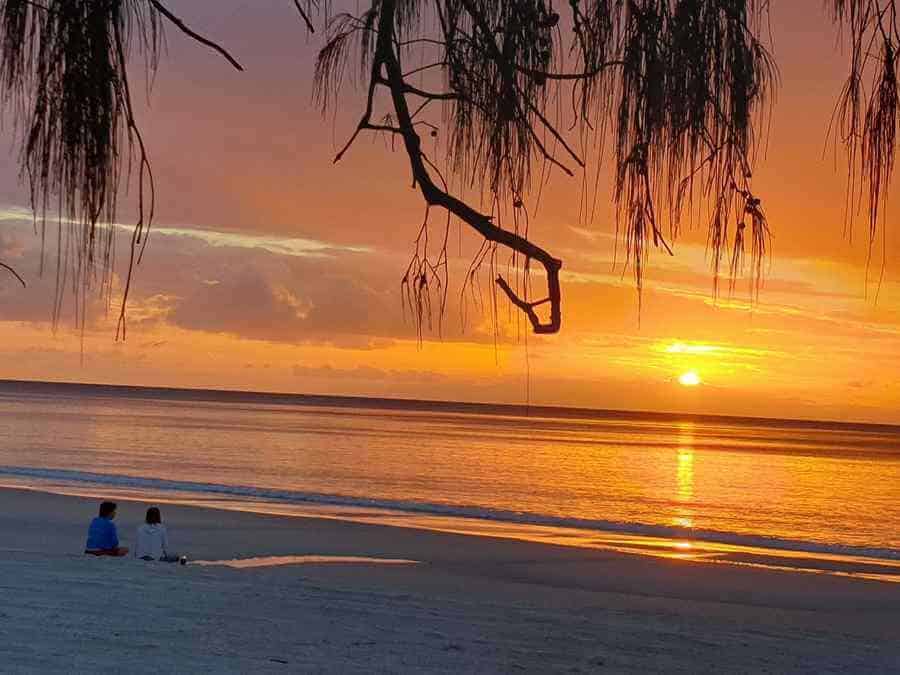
[678,371,702,387]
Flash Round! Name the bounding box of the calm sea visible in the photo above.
[1,380,898,566]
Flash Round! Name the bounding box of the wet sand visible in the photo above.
[1,487,898,673]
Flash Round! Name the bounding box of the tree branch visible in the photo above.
[333,56,382,163]
[0,263,26,288]
[292,0,316,33]
[148,0,244,71]
[376,0,562,333]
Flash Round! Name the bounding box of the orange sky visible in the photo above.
[1,2,899,424]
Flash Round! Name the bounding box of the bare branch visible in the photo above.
[332,55,382,163]
[0,262,26,288]
[293,0,316,33]
[376,0,562,333]
[148,0,244,71]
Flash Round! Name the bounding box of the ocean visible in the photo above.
[1,379,898,576]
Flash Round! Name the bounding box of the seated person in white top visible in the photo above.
[135,507,184,563]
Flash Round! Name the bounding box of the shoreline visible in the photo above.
[4,478,899,585]
[2,486,899,672]
[4,484,899,607]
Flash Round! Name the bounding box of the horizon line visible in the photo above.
[2,378,898,433]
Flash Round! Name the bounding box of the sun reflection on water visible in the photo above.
[673,423,695,530]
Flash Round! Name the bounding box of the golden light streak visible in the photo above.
[666,342,719,354]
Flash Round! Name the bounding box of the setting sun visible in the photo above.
[679,372,702,387]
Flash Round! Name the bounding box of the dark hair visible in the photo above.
[145,507,161,525]
[99,501,117,517]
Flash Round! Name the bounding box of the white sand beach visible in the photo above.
[1,487,898,673]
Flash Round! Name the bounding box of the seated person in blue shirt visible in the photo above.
[85,501,129,557]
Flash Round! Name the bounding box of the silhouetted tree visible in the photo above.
[0,1,897,335]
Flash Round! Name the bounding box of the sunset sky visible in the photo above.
[1,1,899,424]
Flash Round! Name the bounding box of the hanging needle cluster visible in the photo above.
[0,1,897,337]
